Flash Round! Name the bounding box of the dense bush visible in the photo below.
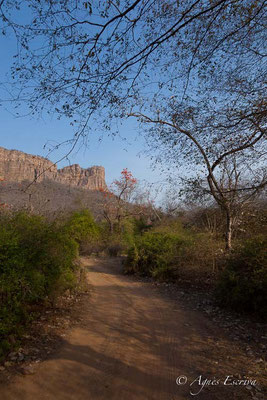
[100,218,139,257]
[125,216,266,319]
[125,231,192,280]
[216,235,267,318]
[104,232,127,257]
[63,209,100,244]
[124,217,224,281]
[63,209,103,256]
[0,211,85,357]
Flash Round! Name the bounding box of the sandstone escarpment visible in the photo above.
[0,146,106,190]
[56,164,106,190]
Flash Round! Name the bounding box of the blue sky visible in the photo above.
[0,26,165,189]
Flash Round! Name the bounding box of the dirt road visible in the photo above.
[1,258,263,400]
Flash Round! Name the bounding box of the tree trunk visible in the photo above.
[225,212,233,251]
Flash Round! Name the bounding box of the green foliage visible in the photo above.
[152,219,185,235]
[125,231,191,280]
[125,214,266,319]
[63,209,101,256]
[132,217,152,236]
[0,210,93,357]
[125,217,225,283]
[101,218,140,257]
[216,236,267,318]
[63,209,99,243]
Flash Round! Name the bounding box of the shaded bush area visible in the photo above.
[125,231,190,280]
[216,236,267,318]
[125,220,223,282]
[0,209,100,357]
[100,217,149,258]
[124,216,266,319]
[63,209,101,255]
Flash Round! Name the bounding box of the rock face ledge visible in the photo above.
[0,146,106,190]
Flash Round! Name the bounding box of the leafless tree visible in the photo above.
[130,104,266,249]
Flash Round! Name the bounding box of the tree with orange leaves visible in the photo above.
[99,168,138,234]
[99,168,159,236]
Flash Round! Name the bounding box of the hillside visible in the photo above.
[0,146,106,218]
[0,180,106,219]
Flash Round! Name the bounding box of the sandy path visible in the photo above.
[0,257,257,400]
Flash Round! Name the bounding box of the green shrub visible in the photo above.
[124,220,226,284]
[125,231,191,280]
[216,235,267,318]
[63,209,100,243]
[0,211,82,356]
[62,209,101,256]
[99,220,135,257]
[125,244,139,274]
[132,217,152,236]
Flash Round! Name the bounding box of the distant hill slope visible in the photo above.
[0,180,104,219]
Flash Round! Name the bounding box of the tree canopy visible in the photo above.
[0,1,265,141]
[0,0,266,247]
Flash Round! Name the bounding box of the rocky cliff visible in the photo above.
[0,146,106,190]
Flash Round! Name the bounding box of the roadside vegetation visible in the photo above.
[0,209,99,359]
[123,196,267,321]
[0,169,266,359]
